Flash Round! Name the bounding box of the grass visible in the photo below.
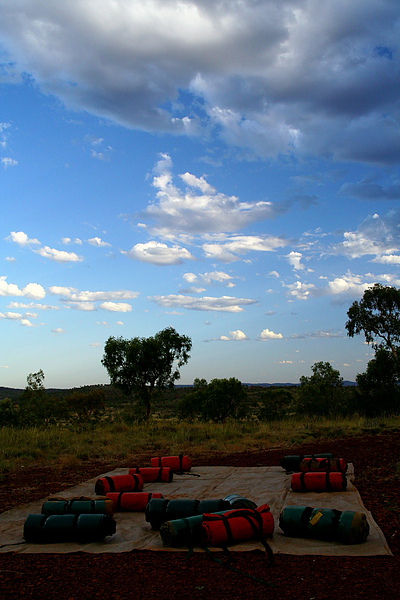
[0,415,399,475]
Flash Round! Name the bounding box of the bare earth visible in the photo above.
[0,430,399,600]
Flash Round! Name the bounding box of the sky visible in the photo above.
[1,0,400,389]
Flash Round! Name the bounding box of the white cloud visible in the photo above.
[35,246,84,263]
[49,286,139,302]
[229,329,249,341]
[0,311,36,327]
[286,251,305,271]
[151,294,257,313]
[88,236,111,247]
[259,328,284,340]
[284,281,316,301]
[203,235,287,262]
[335,210,400,259]
[371,254,400,264]
[8,302,60,310]
[100,302,132,312]
[0,276,46,299]
[143,154,277,236]
[6,231,40,246]
[123,241,195,265]
[52,328,65,334]
[183,271,237,288]
[2,157,18,168]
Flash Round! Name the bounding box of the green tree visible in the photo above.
[65,389,106,425]
[101,327,192,419]
[178,377,249,422]
[257,387,293,421]
[19,370,65,425]
[345,283,400,359]
[354,348,400,416]
[296,361,344,416]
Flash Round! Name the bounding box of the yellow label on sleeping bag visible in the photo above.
[309,511,324,526]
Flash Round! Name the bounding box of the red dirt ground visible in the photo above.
[0,430,399,600]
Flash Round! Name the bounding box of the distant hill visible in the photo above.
[1,380,357,401]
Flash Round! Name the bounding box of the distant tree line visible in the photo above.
[1,285,400,427]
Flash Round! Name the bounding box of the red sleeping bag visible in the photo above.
[95,473,144,495]
[291,472,347,492]
[106,492,163,512]
[300,457,348,473]
[150,455,192,472]
[129,467,173,482]
[200,504,274,546]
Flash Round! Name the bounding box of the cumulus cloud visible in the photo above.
[0,311,36,327]
[100,302,132,312]
[143,153,276,236]
[88,236,111,247]
[48,286,139,302]
[286,251,305,271]
[335,210,400,259]
[203,234,287,262]
[52,328,65,334]
[259,328,284,340]
[123,241,195,265]
[35,246,84,263]
[6,231,40,246]
[183,271,237,288]
[0,2,399,164]
[8,301,60,310]
[0,276,46,299]
[150,294,257,312]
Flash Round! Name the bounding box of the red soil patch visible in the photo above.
[1,431,399,600]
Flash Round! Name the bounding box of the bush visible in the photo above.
[257,388,293,421]
[177,377,250,422]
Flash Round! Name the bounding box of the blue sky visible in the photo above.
[1,0,400,389]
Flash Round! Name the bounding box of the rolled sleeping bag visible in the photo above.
[145,497,231,530]
[150,454,192,472]
[159,513,205,547]
[279,505,369,544]
[23,513,117,543]
[95,473,144,495]
[41,496,114,516]
[280,453,334,472]
[128,466,173,483]
[200,504,274,546]
[223,494,257,509]
[299,457,348,473]
[291,472,347,492]
[106,491,163,512]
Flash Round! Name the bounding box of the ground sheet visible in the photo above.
[0,464,391,556]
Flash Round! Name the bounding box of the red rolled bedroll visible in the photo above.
[95,473,144,495]
[291,472,347,492]
[299,457,348,473]
[150,455,192,472]
[106,492,164,512]
[200,504,274,546]
[128,467,173,482]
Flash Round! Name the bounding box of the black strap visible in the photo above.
[116,492,124,511]
[105,476,115,492]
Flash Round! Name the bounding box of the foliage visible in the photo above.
[296,361,345,416]
[354,348,400,416]
[0,399,20,427]
[18,370,66,426]
[177,377,250,422]
[256,387,294,421]
[102,327,192,419]
[64,389,106,424]
[346,283,400,358]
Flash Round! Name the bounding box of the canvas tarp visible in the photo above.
[0,465,392,556]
